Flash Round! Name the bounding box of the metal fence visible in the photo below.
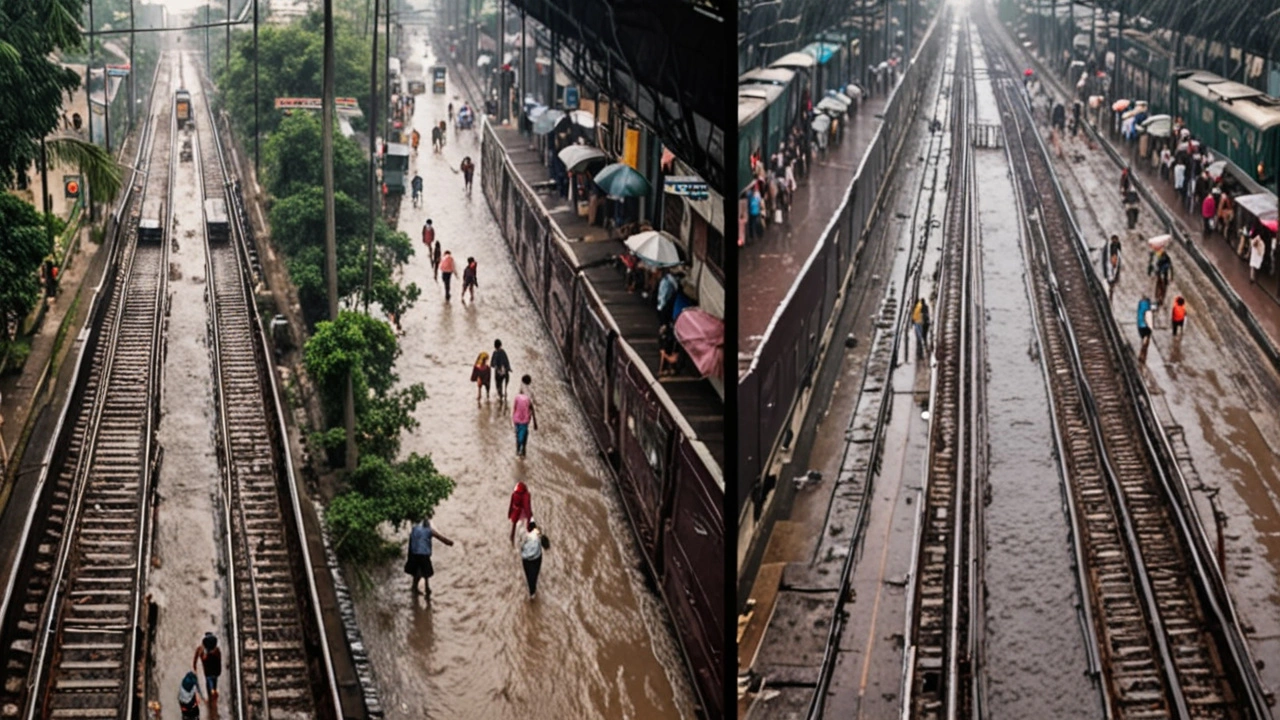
[739,5,953,511]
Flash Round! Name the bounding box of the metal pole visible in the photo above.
[41,138,51,248]
[129,0,136,130]
[384,0,391,146]
[206,4,211,74]
[254,0,260,174]
[226,0,231,73]
[367,0,380,315]
[498,0,505,123]
[520,6,526,132]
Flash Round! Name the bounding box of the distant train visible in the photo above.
[175,89,192,129]
[138,195,165,243]
[204,198,229,242]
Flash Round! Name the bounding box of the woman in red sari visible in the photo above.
[508,482,532,544]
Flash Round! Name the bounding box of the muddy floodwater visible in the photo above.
[973,143,1100,717]
[343,32,694,720]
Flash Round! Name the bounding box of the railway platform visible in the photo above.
[738,93,889,361]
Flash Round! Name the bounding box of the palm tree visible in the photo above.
[45,133,124,205]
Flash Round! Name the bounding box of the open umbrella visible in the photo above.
[532,109,565,135]
[1112,98,1131,112]
[1266,219,1279,233]
[1148,234,1172,251]
[811,114,832,133]
[674,309,724,379]
[562,110,595,129]
[625,230,682,267]
[825,90,853,107]
[816,97,847,115]
[1207,160,1227,179]
[594,163,651,197]
[558,145,608,172]
[1140,114,1172,138]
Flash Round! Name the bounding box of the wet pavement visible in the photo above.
[994,17,1280,698]
[344,30,694,720]
[969,33,1098,713]
[148,52,233,717]
[738,93,889,360]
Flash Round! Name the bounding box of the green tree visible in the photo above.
[217,12,377,141]
[0,192,55,340]
[325,454,456,564]
[263,111,368,202]
[303,310,426,459]
[0,0,123,202]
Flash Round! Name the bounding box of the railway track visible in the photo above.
[0,55,174,718]
[981,16,1269,720]
[904,20,983,719]
[189,57,340,718]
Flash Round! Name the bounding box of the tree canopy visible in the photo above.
[264,111,369,203]
[0,0,86,186]
[0,192,54,339]
[218,12,376,140]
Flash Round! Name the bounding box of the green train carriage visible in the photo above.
[1177,71,1280,190]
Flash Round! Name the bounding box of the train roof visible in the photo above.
[204,197,228,220]
[1179,72,1280,131]
[801,41,840,64]
[386,142,412,156]
[770,52,816,70]
[740,67,797,86]
[175,88,190,98]
[738,95,767,126]
[739,84,785,105]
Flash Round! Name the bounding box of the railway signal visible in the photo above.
[63,175,81,199]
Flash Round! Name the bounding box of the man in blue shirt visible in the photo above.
[407,515,454,596]
[657,270,681,325]
[1137,295,1153,363]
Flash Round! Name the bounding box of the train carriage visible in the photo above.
[1177,71,1280,189]
[138,195,165,243]
[204,198,230,243]
[739,96,768,195]
[740,67,801,136]
[175,89,192,128]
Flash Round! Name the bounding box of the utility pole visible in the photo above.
[129,0,136,131]
[520,6,526,131]
[322,0,358,472]
[206,4,211,74]
[498,0,505,123]
[226,0,231,74]
[367,0,381,315]
[254,0,260,173]
[385,0,391,146]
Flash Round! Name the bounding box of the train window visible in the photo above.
[627,411,670,481]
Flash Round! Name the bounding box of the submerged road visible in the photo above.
[344,29,695,720]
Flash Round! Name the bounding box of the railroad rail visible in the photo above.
[902,20,984,719]
[982,17,1270,720]
[0,54,174,718]
[190,55,342,718]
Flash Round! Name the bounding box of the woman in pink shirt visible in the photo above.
[511,374,538,456]
[439,250,456,301]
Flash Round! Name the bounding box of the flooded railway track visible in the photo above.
[904,20,984,719]
[979,16,1269,720]
[190,58,341,718]
[0,56,174,718]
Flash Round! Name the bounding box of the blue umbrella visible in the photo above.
[594,163,651,197]
[533,109,565,135]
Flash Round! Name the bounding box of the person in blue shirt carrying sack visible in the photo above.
[406,514,455,597]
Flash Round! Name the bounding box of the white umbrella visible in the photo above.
[1140,114,1173,138]
[816,97,847,115]
[566,110,595,129]
[811,114,832,133]
[477,54,492,68]
[1207,160,1227,179]
[625,230,682,267]
[558,145,608,172]
[826,90,853,107]
[1148,234,1172,251]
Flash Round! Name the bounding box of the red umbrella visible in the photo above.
[1265,219,1278,233]
[674,309,723,379]
[1024,68,1034,77]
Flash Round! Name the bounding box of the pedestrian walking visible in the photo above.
[411,128,421,154]
[448,102,454,125]
[177,671,203,720]
[1217,192,1235,239]
[1159,147,1172,181]
[491,339,512,399]
[1103,235,1122,300]
[1137,295,1154,363]
[519,520,548,600]
[1051,102,1066,133]
[1120,166,1132,196]
[432,124,443,153]
[440,250,456,300]
[471,352,492,401]
[431,240,442,281]
[1250,232,1266,283]
[1171,295,1188,337]
[747,187,764,242]
[422,218,435,248]
[911,297,930,360]
[462,257,478,303]
[461,156,475,195]
[657,269,680,325]
[1201,190,1217,235]
[192,632,222,701]
[411,173,423,208]
[1149,248,1172,306]
[406,515,454,597]
[512,376,538,457]
[1124,189,1141,229]
[508,481,532,545]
